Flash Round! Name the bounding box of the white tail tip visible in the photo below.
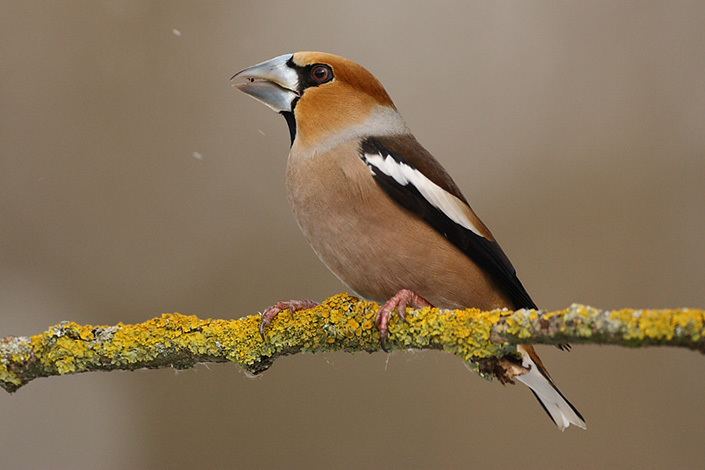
[515,350,586,431]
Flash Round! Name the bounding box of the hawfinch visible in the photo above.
[232,52,585,430]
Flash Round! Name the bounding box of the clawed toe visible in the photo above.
[259,299,318,338]
[375,289,432,351]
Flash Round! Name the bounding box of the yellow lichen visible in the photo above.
[2,293,704,393]
[0,363,21,387]
[609,308,705,343]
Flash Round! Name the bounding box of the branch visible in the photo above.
[1,293,703,393]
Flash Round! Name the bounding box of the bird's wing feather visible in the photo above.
[359,135,538,311]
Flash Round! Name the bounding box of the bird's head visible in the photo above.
[232,52,403,150]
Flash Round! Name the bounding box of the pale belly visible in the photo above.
[285,141,512,310]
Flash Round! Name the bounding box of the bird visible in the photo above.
[231,51,585,430]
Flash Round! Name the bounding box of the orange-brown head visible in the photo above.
[232,52,402,150]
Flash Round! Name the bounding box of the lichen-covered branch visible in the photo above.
[1,293,704,393]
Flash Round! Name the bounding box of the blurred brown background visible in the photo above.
[1,1,704,469]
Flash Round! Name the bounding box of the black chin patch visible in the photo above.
[279,96,299,145]
[280,111,296,145]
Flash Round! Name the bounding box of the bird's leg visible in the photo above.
[375,289,432,351]
[259,299,319,338]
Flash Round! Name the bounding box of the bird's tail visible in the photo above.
[515,345,586,431]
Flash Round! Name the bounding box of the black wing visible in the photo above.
[360,136,538,311]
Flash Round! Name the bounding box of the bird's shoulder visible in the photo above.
[360,134,466,202]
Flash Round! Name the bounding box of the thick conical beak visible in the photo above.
[231,54,299,113]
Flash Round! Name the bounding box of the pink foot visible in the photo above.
[260,299,318,338]
[375,289,432,351]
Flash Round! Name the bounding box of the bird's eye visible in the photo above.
[310,65,333,84]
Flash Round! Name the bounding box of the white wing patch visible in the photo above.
[364,152,487,238]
